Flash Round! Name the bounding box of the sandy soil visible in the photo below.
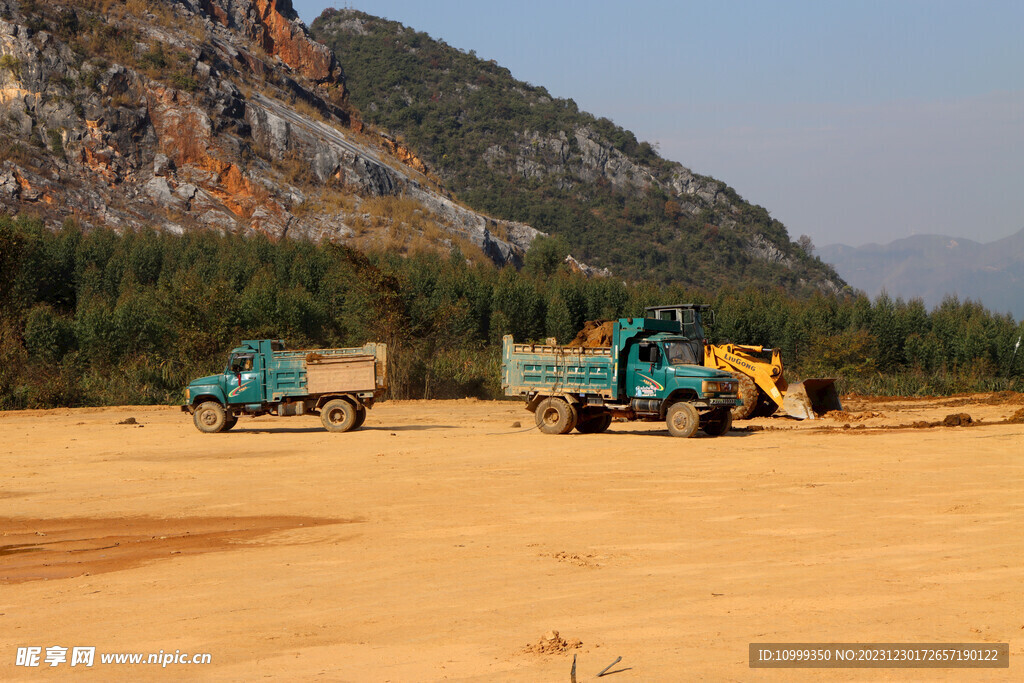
[1,395,1022,680]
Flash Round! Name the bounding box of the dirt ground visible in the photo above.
[1,394,1022,681]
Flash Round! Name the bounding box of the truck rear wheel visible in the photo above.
[702,408,732,437]
[575,412,612,433]
[321,399,358,432]
[193,401,227,434]
[731,372,758,420]
[666,402,700,438]
[353,407,367,429]
[222,414,238,431]
[535,397,577,434]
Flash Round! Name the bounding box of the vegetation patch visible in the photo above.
[1,217,1021,410]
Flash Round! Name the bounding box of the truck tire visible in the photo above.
[731,372,758,420]
[321,399,358,432]
[222,414,238,431]
[665,402,700,438]
[575,412,612,433]
[535,397,577,434]
[193,401,227,433]
[353,407,367,430]
[702,408,732,437]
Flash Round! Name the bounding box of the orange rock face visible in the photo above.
[254,0,336,84]
[145,85,283,225]
[200,0,343,91]
[380,135,428,175]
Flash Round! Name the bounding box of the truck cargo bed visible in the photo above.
[266,342,387,400]
[502,337,616,398]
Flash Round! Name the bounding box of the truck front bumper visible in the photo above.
[180,404,194,415]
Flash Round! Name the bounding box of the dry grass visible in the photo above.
[0,137,36,166]
[291,97,330,126]
[341,195,490,264]
[360,195,434,230]
[291,188,358,218]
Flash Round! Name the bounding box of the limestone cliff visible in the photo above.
[0,0,541,265]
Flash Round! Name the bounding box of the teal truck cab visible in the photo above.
[502,318,739,437]
[182,339,387,433]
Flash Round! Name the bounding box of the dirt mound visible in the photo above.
[904,413,975,429]
[953,391,1024,406]
[522,630,582,654]
[568,320,614,348]
[827,410,884,422]
[1006,407,1024,424]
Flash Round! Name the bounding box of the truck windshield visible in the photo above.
[228,353,254,373]
[664,341,698,366]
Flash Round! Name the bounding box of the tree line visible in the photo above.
[1,217,1021,409]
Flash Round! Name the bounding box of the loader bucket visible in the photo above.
[781,379,842,420]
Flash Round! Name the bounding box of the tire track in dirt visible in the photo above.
[0,516,359,584]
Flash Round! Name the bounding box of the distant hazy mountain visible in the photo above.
[818,228,1024,319]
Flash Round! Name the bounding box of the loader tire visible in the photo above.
[193,401,227,433]
[753,389,779,417]
[575,411,612,434]
[666,402,700,438]
[321,399,358,433]
[730,372,758,420]
[535,397,577,435]
[702,408,732,437]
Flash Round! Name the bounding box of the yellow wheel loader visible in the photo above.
[643,305,842,420]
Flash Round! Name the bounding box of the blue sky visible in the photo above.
[293,1,1024,247]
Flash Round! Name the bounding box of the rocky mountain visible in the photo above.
[311,9,845,294]
[818,228,1024,319]
[0,0,540,265]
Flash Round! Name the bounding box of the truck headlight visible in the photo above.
[703,380,736,394]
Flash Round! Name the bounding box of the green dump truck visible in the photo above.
[182,339,387,433]
[501,318,740,437]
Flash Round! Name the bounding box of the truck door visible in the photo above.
[225,352,261,405]
[630,341,669,400]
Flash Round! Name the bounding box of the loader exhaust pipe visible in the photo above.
[781,378,842,420]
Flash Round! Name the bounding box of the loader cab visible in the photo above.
[644,304,713,341]
[644,305,712,364]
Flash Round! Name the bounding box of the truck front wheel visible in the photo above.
[194,401,228,433]
[535,397,577,434]
[665,402,700,438]
[321,399,358,432]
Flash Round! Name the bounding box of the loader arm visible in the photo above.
[703,343,786,407]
